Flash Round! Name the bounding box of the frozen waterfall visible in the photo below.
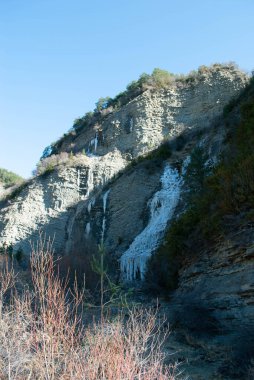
[120,163,185,281]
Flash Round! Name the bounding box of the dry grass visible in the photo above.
[0,239,179,380]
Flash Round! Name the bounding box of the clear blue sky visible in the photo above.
[1,0,254,178]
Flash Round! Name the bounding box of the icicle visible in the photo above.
[85,222,91,236]
[130,118,133,132]
[89,131,99,153]
[181,156,191,175]
[102,189,110,213]
[101,189,110,244]
[86,168,94,197]
[77,169,80,191]
[94,131,98,152]
[120,164,184,282]
[87,197,95,213]
[101,217,106,244]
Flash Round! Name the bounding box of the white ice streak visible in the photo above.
[120,163,185,281]
[102,189,110,213]
[90,131,99,153]
[87,197,96,213]
[94,131,98,152]
[85,222,91,236]
[77,169,80,189]
[101,189,110,244]
[86,168,94,197]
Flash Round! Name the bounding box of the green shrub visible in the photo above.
[0,168,23,188]
[150,68,174,88]
[95,97,111,112]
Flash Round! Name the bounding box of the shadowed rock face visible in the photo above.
[172,222,254,333]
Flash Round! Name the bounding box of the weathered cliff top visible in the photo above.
[45,64,248,156]
[38,63,248,168]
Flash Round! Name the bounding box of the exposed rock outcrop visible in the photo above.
[0,151,127,252]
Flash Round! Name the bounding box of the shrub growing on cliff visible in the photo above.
[150,68,175,88]
[0,168,23,188]
[36,152,70,175]
[95,96,111,112]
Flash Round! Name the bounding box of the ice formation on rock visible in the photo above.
[101,189,110,244]
[86,168,94,197]
[94,131,98,152]
[90,131,99,153]
[77,169,80,190]
[85,222,91,236]
[87,197,96,213]
[120,162,186,281]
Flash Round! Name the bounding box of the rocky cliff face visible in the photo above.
[173,220,254,332]
[1,65,253,377]
[0,151,127,253]
[0,66,247,262]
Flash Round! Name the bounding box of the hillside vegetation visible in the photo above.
[0,167,23,188]
[147,75,254,291]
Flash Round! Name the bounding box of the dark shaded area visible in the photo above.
[219,328,254,379]
[172,297,220,339]
[57,241,100,293]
